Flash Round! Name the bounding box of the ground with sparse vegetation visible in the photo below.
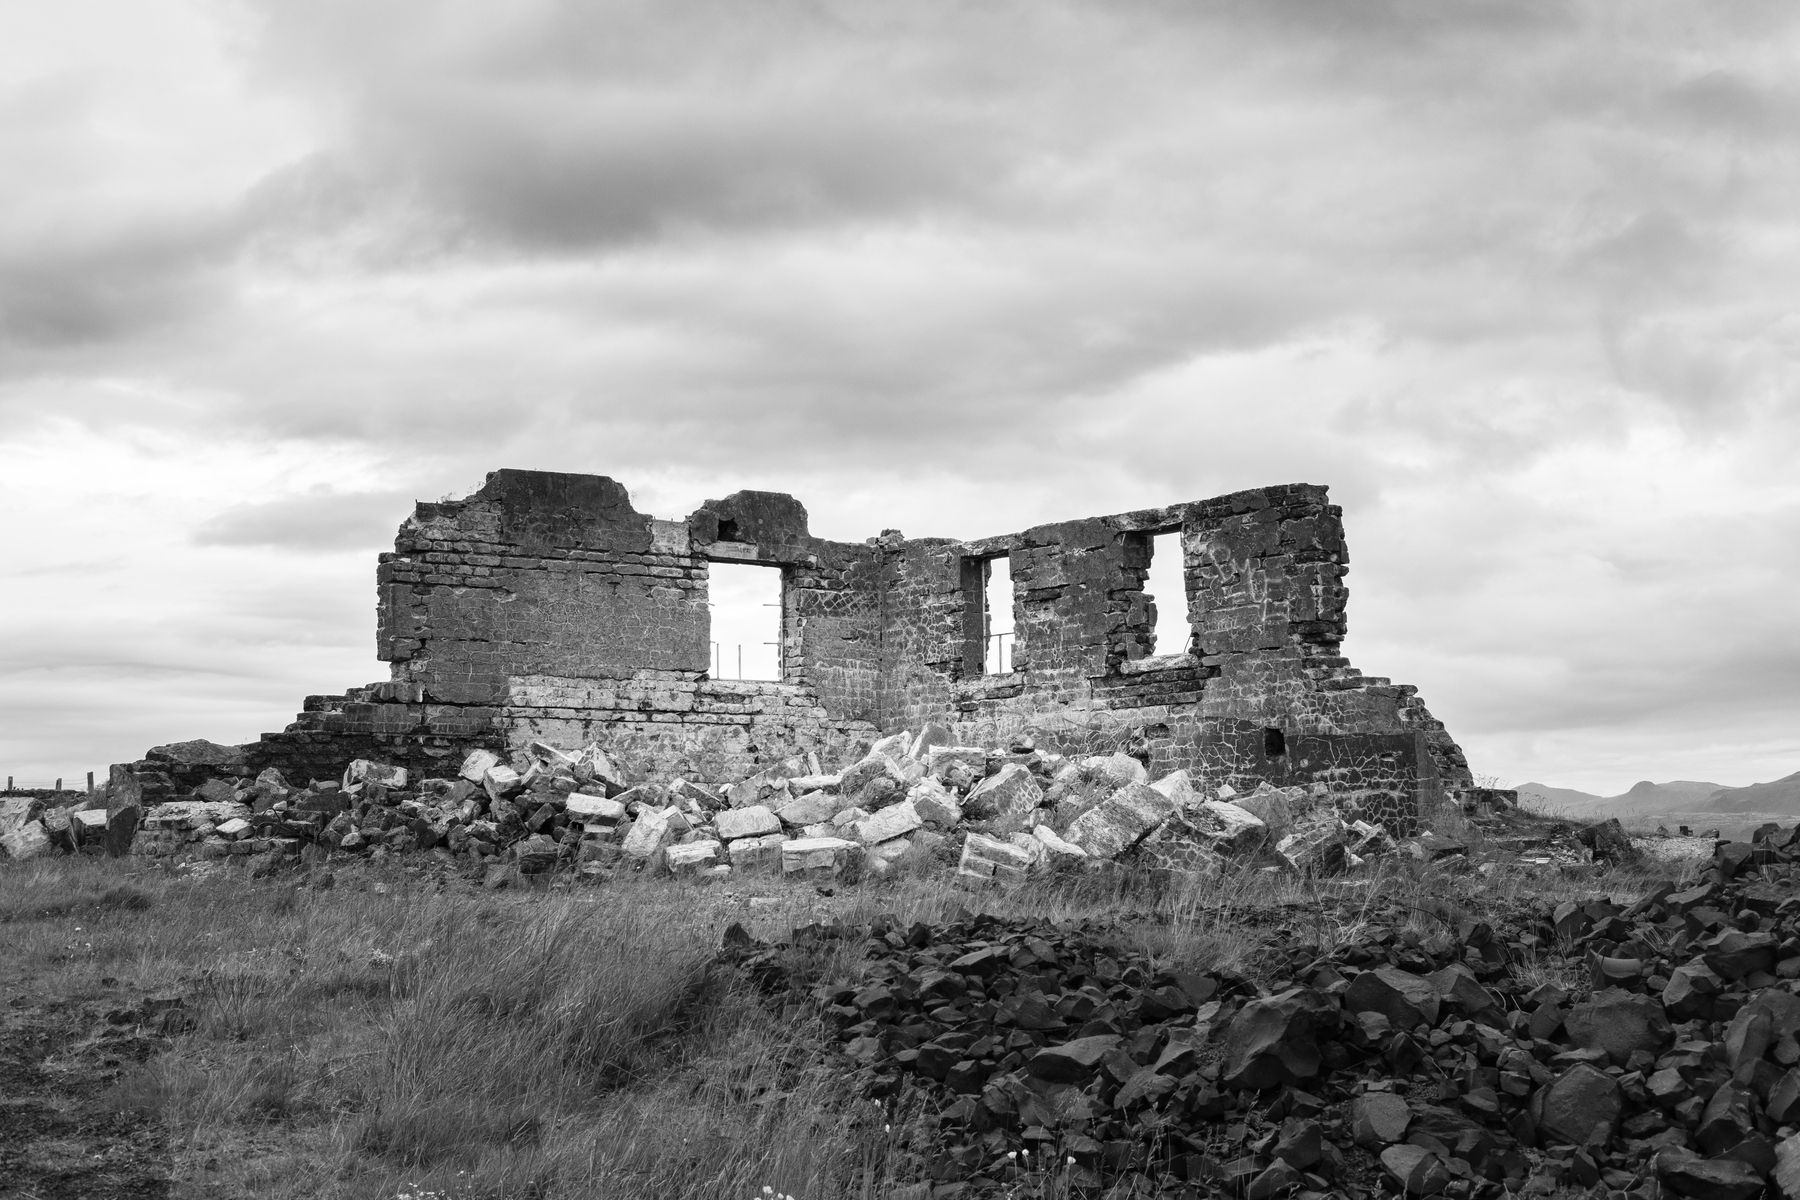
[0,806,1699,1200]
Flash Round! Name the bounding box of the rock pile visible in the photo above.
[6,725,1437,881]
[723,827,1800,1198]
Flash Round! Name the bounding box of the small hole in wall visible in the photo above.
[1263,728,1286,757]
[716,518,742,542]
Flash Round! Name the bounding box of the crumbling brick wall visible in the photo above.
[875,484,1470,834]
[143,471,1476,833]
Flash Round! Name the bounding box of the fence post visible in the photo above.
[87,770,95,793]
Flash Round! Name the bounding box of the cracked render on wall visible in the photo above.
[134,470,1475,832]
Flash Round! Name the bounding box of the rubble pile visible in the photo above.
[1,725,1441,880]
[728,829,1800,1198]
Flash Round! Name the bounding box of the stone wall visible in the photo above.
[128,471,1480,834]
[876,484,1469,835]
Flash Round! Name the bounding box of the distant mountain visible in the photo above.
[1705,771,1800,814]
[1612,780,1730,812]
[1513,778,1728,818]
[1515,782,1603,813]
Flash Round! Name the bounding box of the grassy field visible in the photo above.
[0,827,1695,1200]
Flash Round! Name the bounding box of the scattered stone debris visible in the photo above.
[7,734,1415,881]
[722,828,1800,1198]
[4,732,1696,894]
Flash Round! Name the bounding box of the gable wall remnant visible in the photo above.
[138,470,1477,832]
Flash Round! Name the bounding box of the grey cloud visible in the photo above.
[193,489,415,552]
[0,213,241,352]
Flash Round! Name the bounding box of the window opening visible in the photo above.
[985,556,1015,674]
[1143,530,1189,655]
[1263,727,1287,757]
[960,555,1016,675]
[707,561,782,681]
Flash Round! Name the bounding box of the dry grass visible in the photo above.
[0,828,1704,1200]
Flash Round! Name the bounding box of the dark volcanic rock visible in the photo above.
[1563,988,1671,1064]
[1220,987,1338,1090]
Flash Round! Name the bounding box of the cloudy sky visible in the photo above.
[3,1,1797,795]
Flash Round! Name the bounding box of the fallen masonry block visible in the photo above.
[344,760,408,790]
[908,779,962,828]
[459,749,500,784]
[927,745,987,780]
[215,817,251,838]
[957,832,1034,882]
[786,773,840,794]
[668,777,723,812]
[1065,782,1177,859]
[1032,824,1087,861]
[621,807,680,859]
[1,821,51,861]
[145,800,250,829]
[857,799,922,845]
[666,840,721,877]
[1195,800,1267,854]
[0,798,40,837]
[865,835,915,874]
[1082,752,1148,787]
[1230,783,1297,843]
[482,765,523,801]
[775,792,838,828]
[963,763,1043,827]
[1148,769,1197,808]
[716,805,782,841]
[728,832,786,875]
[565,792,626,830]
[781,836,862,881]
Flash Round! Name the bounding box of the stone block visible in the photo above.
[776,791,839,828]
[1196,800,1268,854]
[669,778,723,811]
[1,797,40,837]
[716,805,782,841]
[1064,782,1177,859]
[781,836,862,881]
[216,817,251,838]
[621,807,679,859]
[1233,783,1302,840]
[459,748,500,783]
[1,821,51,861]
[1081,752,1148,787]
[344,759,409,790]
[927,745,987,779]
[957,832,1033,882]
[908,779,962,828]
[727,833,787,875]
[566,792,626,828]
[1032,824,1088,861]
[786,773,841,794]
[666,840,721,877]
[866,835,915,874]
[483,764,523,801]
[1149,769,1197,808]
[857,799,922,845]
[964,763,1044,828]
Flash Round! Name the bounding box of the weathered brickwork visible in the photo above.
[180,470,1477,833]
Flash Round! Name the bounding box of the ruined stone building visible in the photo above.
[173,470,1475,835]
